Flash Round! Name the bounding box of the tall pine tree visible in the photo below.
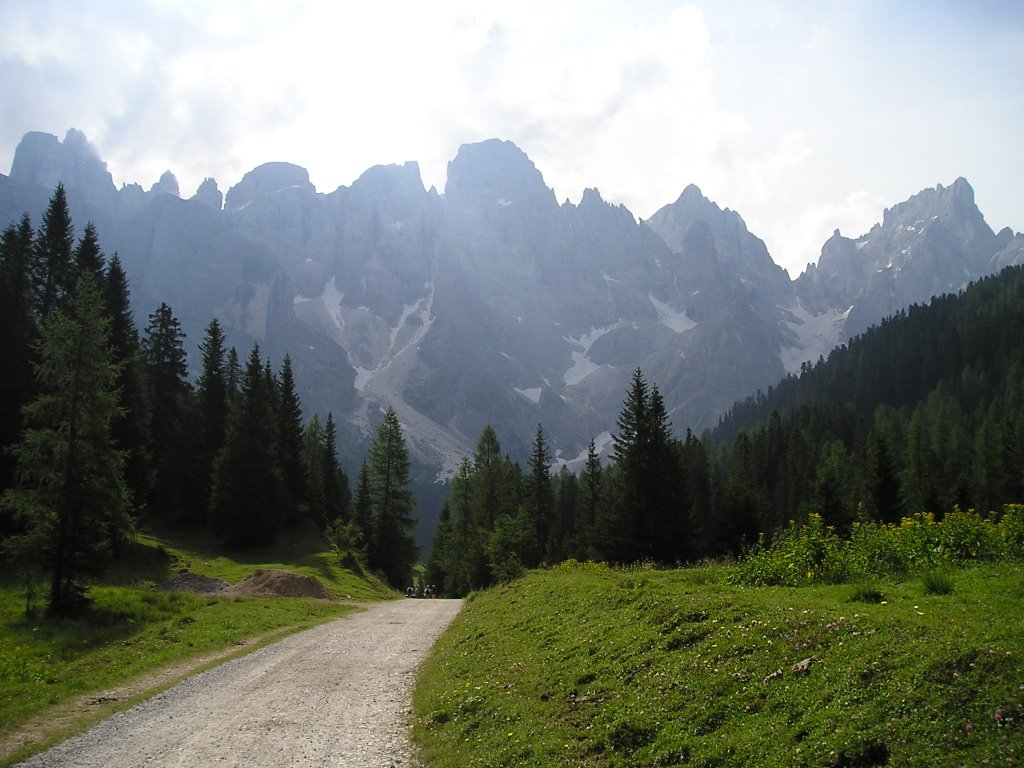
[1,274,129,616]
[102,254,152,513]
[142,303,196,519]
[366,408,418,587]
[32,184,75,322]
[0,215,38,501]
[209,344,283,546]
[276,355,308,524]
[196,319,229,516]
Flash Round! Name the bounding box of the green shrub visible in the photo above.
[937,507,999,562]
[848,522,911,578]
[731,514,848,586]
[735,504,1024,587]
[998,503,1024,560]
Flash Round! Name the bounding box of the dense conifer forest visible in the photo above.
[428,266,1024,595]
[0,187,419,614]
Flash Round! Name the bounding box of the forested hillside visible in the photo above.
[0,188,418,616]
[428,266,1024,595]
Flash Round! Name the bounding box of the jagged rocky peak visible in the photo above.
[151,170,180,197]
[224,162,315,211]
[881,176,982,230]
[349,161,426,199]
[9,128,117,203]
[192,177,223,210]
[647,184,746,252]
[444,138,557,210]
[579,187,606,207]
[647,183,791,295]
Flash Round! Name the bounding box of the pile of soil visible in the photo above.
[154,571,230,594]
[221,569,338,601]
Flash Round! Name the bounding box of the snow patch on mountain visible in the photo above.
[563,323,621,386]
[781,301,851,374]
[514,387,542,404]
[649,294,696,333]
[553,430,614,471]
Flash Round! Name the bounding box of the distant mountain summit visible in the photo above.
[795,178,1024,338]
[3,129,1021,501]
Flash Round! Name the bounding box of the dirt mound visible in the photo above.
[155,571,230,594]
[222,569,338,601]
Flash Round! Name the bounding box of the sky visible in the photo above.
[1,0,1021,276]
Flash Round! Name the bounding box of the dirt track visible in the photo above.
[16,599,462,768]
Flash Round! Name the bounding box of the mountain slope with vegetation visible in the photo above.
[425,266,1024,596]
[414,557,1023,767]
[0,186,420,624]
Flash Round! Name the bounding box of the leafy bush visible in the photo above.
[998,503,1024,560]
[937,507,999,562]
[731,514,848,586]
[734,505,1023,587]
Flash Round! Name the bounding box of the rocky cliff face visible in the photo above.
[4,129,1021,488]
[795,178,1024,338]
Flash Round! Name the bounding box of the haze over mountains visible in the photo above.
[3,128,1022,486]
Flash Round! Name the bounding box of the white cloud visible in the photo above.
[0,1,1021,276]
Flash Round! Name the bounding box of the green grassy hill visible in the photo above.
[0,522,393,765]
[414,561,1023,767]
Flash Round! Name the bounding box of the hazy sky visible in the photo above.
[1,1,1021,276]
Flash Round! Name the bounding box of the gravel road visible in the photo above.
[16,598,462,768]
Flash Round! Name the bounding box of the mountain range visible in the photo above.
[3,128,1022,498]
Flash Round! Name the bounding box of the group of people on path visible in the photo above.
[405,584,438,598]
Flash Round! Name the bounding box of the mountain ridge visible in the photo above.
[4,129,1022,496]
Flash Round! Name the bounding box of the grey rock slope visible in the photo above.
[4,129,1021,498]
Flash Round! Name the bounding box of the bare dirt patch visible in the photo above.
[221,568,338,600]
[154,570,230,594]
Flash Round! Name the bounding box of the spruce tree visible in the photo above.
[1,273,129,616]
[353,461,373,539]
[322,413,350,524]
[32,184,75,322]
[196,319,229,516]
[209,344,283,546]
[276,355,308,523]
[607,371,689,563]
[366,408,418,587]
[226,346,242,404]
[102,254,152,513]
[575,439,604,559]
[526,423,553,565]
[302,415,328,528]
[425,501,452,593]
[72,222,106,285]
[865,432,903,523]
[142,303,195,518]
[606,369,650,562]
[445,457,483,595]
[0,215,38,501]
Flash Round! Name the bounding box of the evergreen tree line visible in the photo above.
[428,267,1024,596]
[0,187,418,615]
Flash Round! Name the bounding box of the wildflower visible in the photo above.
[995,708,1007,725]
[966,723,975,734]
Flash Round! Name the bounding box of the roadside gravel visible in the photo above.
[16,598,462,768]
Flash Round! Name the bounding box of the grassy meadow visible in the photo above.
[414,513,1024,767]
[0,521,393,765]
